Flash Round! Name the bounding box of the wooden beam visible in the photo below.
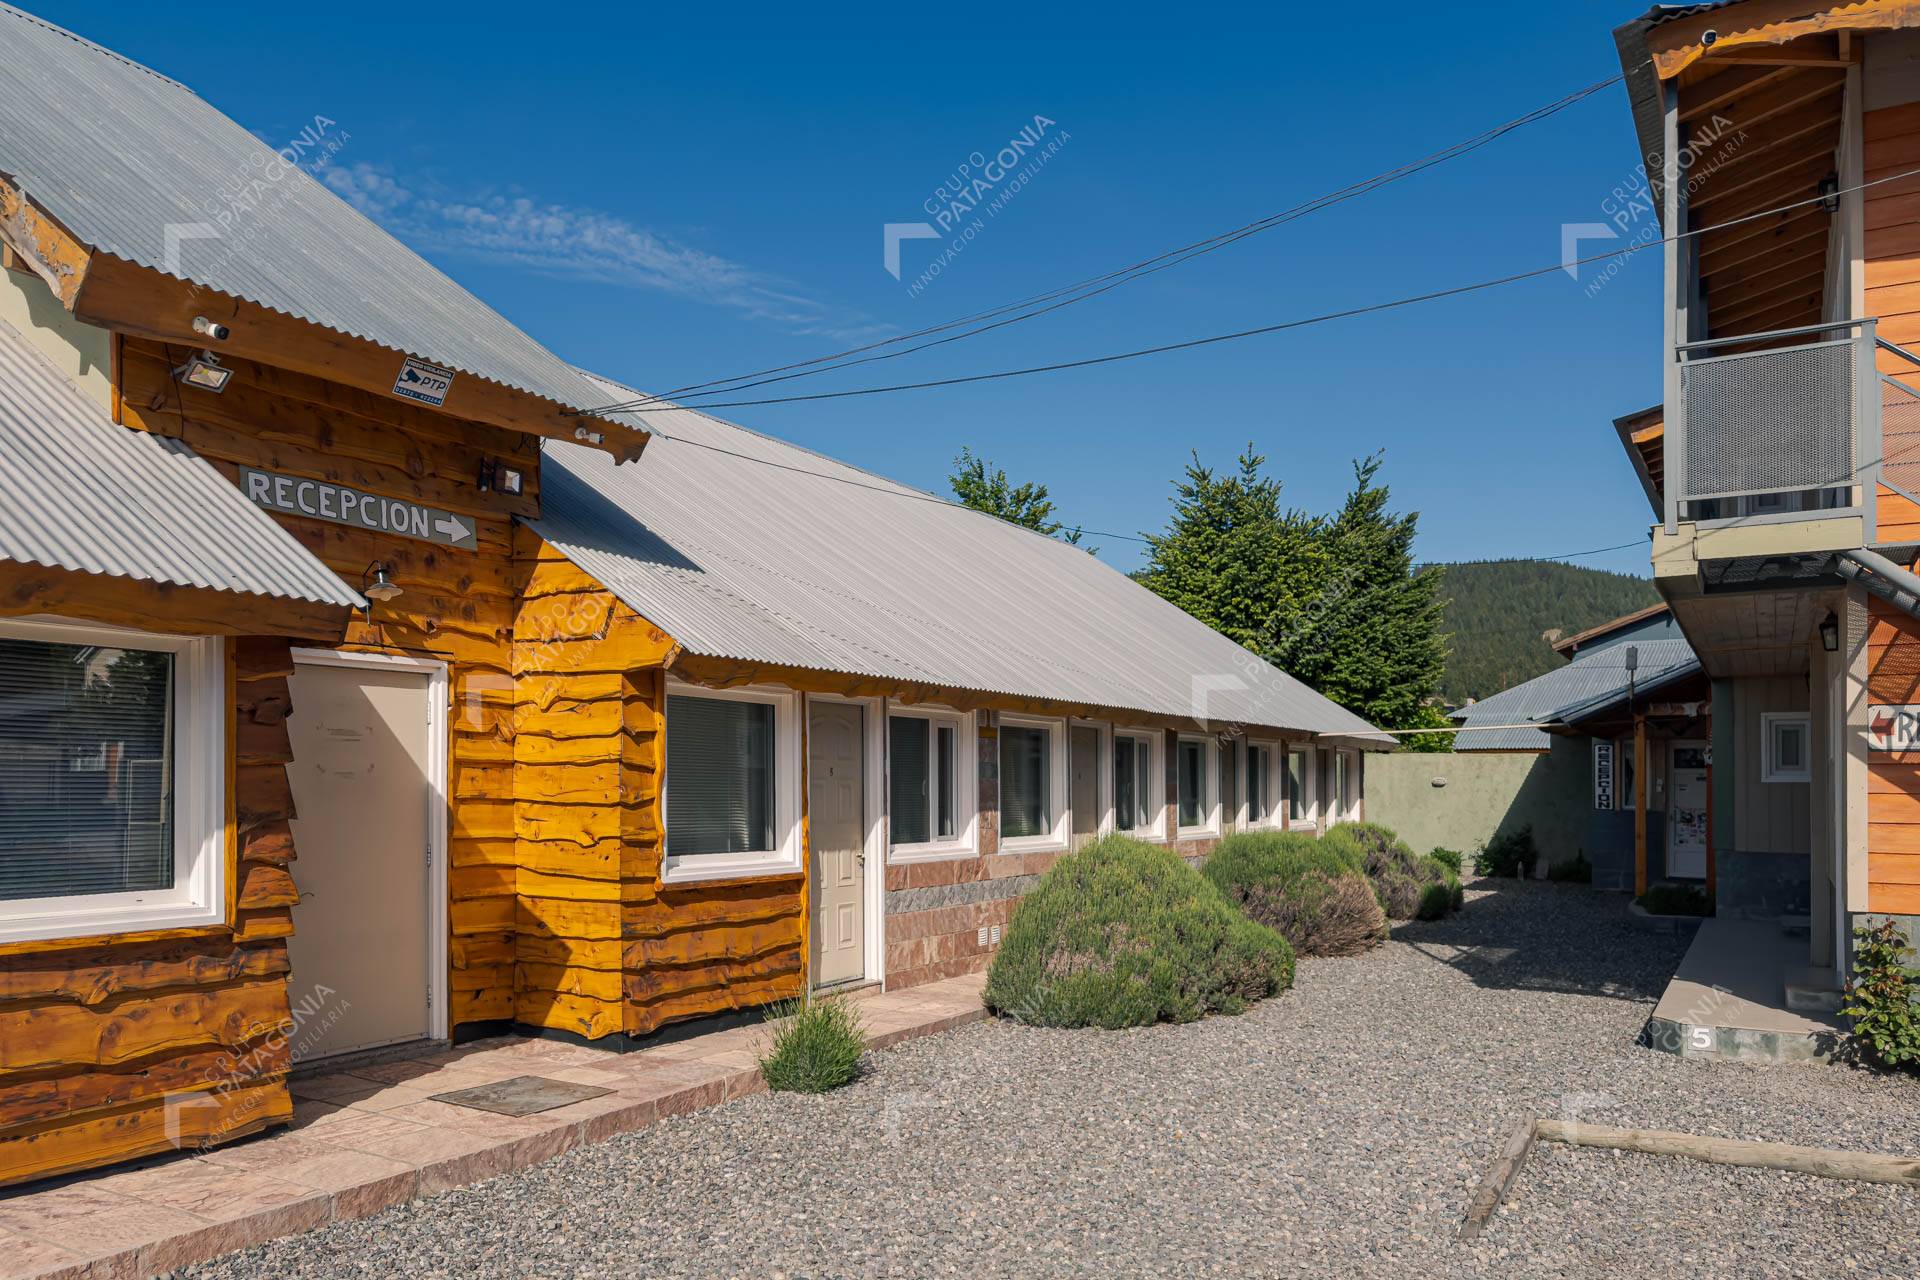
[1648,0,1920,80]
[1536,1120,1920,1187]
[1635,713,1650,896]
[0,182,91,304]
[0,560,350,641]
[1680,64,1797,122]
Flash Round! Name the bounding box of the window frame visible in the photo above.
[661,679,803,884]
[1241,738,1286,830]
[1175,733,1222,839]
[1762,711,1812,784]
[1285,745,1319,831]
[0,615,226,945]
[887,703,977,863]
[997,712,1069,853]
[1111,728,1166,842]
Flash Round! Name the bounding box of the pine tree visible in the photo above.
[1138,449,1448,744]
[949,448,1090,548]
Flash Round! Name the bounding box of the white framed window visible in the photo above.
[663,681,802,882]
[998,713,1068,851]
[1113,729,1165,841]
[1285,746,1318,829]
[1334,749,1361,820]
[888,705,976,860]
[1176,734,1221,838]
[1763,712,1811,783]
[1243,740,1285,829]
[0,616,226,945]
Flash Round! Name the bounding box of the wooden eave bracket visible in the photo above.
[0,174,92,306]
[1649,0,1920,79]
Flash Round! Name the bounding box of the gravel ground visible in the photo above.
[176,881,1920,1279]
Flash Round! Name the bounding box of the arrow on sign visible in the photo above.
[1874,709,1897,738]
[435,515,471,543]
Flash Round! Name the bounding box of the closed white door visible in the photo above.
[1667,741,1709,880]
[285,657,436,1062]
[808,702,865,987]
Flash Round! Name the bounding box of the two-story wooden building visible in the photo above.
[1609,0,1920,1025]
[0,5,1385,1187]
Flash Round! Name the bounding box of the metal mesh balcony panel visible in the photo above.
[1681,339,1854,500]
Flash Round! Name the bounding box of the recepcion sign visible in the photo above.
[1593,738,1615,810]
[1869,704,1920,753]
[239,466,478,550]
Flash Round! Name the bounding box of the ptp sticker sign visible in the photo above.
[240,467,478,550]
[392,357,454,407]
[1870,705,1920,753]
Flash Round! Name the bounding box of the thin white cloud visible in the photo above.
[325,162,885,341]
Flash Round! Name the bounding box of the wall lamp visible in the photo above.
[1820,613,1840,653]
[477,458,525,496]
[361,561,403,618]
[174,349,232,393]
[1819,173,1841,215]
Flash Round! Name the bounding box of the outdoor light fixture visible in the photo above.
[175,350,233,393]
[1819,173,1841,214]
[477,459,525,496]
[1821,613,1840,653]
[362,561,404,608]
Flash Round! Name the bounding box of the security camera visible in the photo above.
[191,315,230,341]
[1700,29,1718,47]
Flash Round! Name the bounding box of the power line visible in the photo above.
[582,72,1629,415]
[600,162,1920,415]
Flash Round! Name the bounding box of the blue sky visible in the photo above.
[31,1,1662,575]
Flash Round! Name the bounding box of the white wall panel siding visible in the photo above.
[0,4,637,424]
[536,378,1385,740]
[0,318,360,606]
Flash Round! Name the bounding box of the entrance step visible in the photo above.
[1783,964,1845,1014]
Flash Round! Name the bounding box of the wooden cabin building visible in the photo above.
[0,4,1383,1189]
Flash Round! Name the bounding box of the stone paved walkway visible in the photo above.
[0,975,986,1280]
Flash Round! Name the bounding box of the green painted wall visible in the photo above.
[1367,742,1592,865]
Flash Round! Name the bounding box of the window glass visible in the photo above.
[1000,725,1052,839]
[1336,752,1354,817]
[889,715,930,846]
[1248,745,1270,824]
[1287,751,1308,822]
[0,638,174,902]
[667,695,775,857]
[1178,739,1208,828]
[935,723,957,840]
[1115,735,1156,833]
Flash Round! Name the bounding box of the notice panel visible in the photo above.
[239,466,478,550]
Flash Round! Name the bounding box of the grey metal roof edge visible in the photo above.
[0,5,187,90]
[1614,12,1668,228]
[1547,655,1703,726]
[1613,405,1664,518]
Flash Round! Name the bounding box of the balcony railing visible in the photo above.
[1669,319,1881,540]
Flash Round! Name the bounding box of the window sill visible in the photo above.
[888,844,977,865]
[998,835,1068,855]
[1117,830,1168,844]
[1176,827,1221,842]
[661,855,803,885]
[0,898,226,947]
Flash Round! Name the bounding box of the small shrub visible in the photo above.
[1842,920,1920,1071]
[1325,822,1459,922]
[1635,883,1712,917]
[758,996,867,1093]
[1203,829,1387,957]
[1475,826,1538,879]
[1428,847,1463,876]
[1415,880,1456,921]
[985,835,1294,1028]
[1548,853,1593,884]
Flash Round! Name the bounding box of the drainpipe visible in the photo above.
[1835,549,1920,619]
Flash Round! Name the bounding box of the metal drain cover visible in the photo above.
[430,1075,613,1117]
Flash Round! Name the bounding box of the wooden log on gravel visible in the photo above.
[1535,1120,1920,1187]
[1458,1117,1539,1240]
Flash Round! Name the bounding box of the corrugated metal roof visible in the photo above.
[0,4,642,426]
[1450,638,1699,752]
[0,317,362,607]
[534,379,1387,742]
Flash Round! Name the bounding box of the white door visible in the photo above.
[285,656,437,1062]
[1667,741,1709,880]
[808,702,865,988]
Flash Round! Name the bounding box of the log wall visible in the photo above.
[0,627,299,1187]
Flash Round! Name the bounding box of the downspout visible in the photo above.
[1835,548,1920,619]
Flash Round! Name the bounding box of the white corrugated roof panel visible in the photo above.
[535,379,1387,741]
[0,317,361,607]
[1450,638,1699,752]
[0,4,641,427]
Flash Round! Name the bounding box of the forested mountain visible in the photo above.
[1433,560,1660,704]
